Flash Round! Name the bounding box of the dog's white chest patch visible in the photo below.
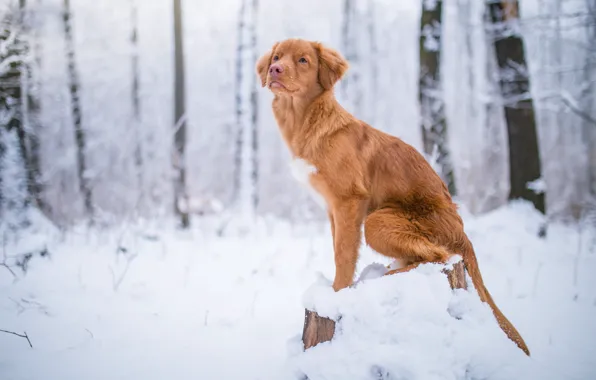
[289,158,327,210]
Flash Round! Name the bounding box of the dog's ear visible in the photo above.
[255,43,279,87]
[313,42,349,90]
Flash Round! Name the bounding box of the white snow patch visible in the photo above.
[527,177,546,194]
[0,201,595,379]
[294,264,553,380]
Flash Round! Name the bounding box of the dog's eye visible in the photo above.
[272,55,279,61]
[298,57,307,64]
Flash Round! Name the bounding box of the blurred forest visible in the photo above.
[0,0,594,230]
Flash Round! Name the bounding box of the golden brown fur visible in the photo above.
[256,38,530,356]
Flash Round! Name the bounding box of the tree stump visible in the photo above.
[301,260,467,350]
[302,309,336,350]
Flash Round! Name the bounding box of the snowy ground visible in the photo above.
[1,201,596,380]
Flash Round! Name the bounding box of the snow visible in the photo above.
[1,201,596,379]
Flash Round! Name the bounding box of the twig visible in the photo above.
[1,231,16,278]
[1,262,16,278]
[109,252,138,291]
[0,329,33,348]
[560,94,596,126]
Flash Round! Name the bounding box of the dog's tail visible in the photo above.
[460,237,531,356]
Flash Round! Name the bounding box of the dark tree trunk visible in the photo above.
[419,0,456,195]
[488,1,545,214]
[249,0,259,211]
[63,0,93,216]
[172,0,189,228]
[6,60,29,211]
[20,0,46,214]
[233,0,247,207]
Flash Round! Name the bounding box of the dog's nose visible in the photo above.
[269,63,283,76]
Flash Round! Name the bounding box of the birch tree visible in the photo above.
[233,0,259,220]
[419,0,456,195]
[487,0,545,214]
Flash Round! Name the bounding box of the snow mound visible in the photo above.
[287,262,546,380]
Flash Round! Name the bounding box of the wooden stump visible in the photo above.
[302,309,336,350]
[443,260,467,290]
[301,260,468,350]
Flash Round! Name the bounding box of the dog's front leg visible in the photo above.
[331,199,366,292]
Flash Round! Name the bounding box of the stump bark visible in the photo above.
[301,260,467,350]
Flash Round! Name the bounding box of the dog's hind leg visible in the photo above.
[364,207,453,267]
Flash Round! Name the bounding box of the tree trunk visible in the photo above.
[0,127,3,213]
[130,0,144,207]
[249,0,259,212]
[419,0,457,195]
[584,0,596,198]
[366,0,378,126]
[172,0,189,228]
[233,0,246,208]
[487,0,545,214]
[19,0,46,214]
[233,0,259,219]
[63,0,93,216]
[301,261,467,350]
[1,13,29,216]
[341,0,362,117]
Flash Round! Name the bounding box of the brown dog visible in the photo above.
[256,38,530,356]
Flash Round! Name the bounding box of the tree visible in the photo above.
[233,0,246,209]
[19,0,46,214]
[232,0,259,220]
[63,0,93,217]
[583,0,596,198]
[248,0,259,212]
[487,0,545,214]
[340,0,363,118]
[366,0,378,126]
[419,0,457,195]
[0,4,31,223]
[130,0,144,208]
[172,0,189,228]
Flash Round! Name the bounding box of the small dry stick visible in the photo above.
[0,329,33,348]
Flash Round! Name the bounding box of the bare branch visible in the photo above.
[109,252,138,291]
[0,329,33,348]
[1,235,16,279]
[0,262,16,277]
[560,93,596,126]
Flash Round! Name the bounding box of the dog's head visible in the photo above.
[255,38,349,97]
